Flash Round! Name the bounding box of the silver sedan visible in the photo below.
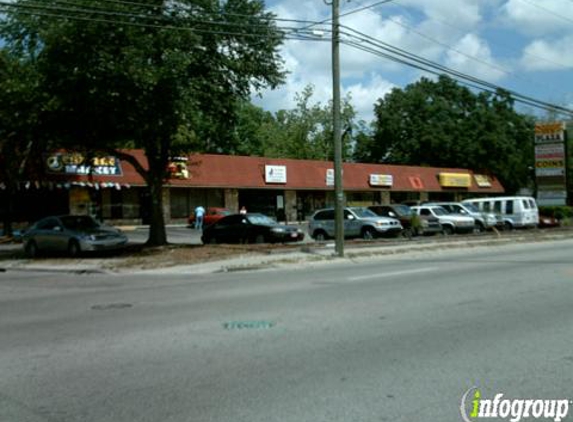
[22,215,128,257]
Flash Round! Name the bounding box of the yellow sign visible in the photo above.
[439,173,471,188]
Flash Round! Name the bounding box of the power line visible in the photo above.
[2,1,572,116]
[517,0,573,25]
[339,26,573,115]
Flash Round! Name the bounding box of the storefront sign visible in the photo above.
[534,143,565,159]
[46,153,122,176]
[168,157,189,179]
[534,122,566,143]
[474,174,492,188]
[537,189,567,206]
[535,159,566,176]
[326,169,334,186]
[408,176,424,189]
[265,165,287,184]
[369,174,393,187]
[438,173,471,188]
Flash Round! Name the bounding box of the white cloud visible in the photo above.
[444,33,508,82]
[501,0,573,36]
[520,36,573,70]
[344,75,395,123]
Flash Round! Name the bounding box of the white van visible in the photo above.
[462,196,539,229]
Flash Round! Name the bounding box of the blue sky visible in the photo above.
[253,0,573,123]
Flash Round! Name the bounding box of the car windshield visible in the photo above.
[463,203,479,213]
[392,205,412,216]
[247,214,277,226]
[60,216,100,231]
[350,207,378,218]
[431,207,448,216]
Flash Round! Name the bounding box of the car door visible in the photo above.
[212,215,245,243]
[35,217,68,252]
[344,209,361,237]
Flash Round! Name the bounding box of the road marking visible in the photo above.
[347,267,438,281]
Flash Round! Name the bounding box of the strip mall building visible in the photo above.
[2,150,504,225]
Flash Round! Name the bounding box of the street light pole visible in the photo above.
[332,0,344,257]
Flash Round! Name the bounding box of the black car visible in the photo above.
[368,204,442,237]
[201,213,304,244]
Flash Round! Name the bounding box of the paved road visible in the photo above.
[1,239,573,421]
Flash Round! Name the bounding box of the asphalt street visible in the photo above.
[1,239,573,421]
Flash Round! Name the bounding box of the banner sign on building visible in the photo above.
[46,153,123,176]
[534,122,567,205]
[438,173,471,188]
[326,169,334,186]
[369,174,393,187]
[168,157,190,179]
[265,165,287,184]
[474,174,492,188]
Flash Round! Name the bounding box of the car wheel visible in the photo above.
[362,227,376,240]
[313,230,327,241]
[25,240,38,258]
[504,221,513,231]
[68,240,81,257]
[442,225,455,235]
[475,222,485,233]
[255,234,265,244]
[401,228,413,240]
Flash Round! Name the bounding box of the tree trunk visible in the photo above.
[1,187,14,238]
[146,177,167,246]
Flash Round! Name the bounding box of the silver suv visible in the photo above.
[308,207,402,241]
[428,202,498,232]
[411,205,475,235]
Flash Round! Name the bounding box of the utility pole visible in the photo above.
[331,0,345,257]
[323,0,344,256]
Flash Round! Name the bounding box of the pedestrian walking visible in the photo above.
[194,205,205,230]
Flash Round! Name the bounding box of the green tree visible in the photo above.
[0,49,46,237]
[356,75,534,193]
[233,85,358,160]
[1,0,285,245]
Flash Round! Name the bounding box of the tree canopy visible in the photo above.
[1,0,286,244]
[233,85,360,161]
[354,75,535,194]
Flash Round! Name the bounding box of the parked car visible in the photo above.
[538,214,560,228]
[188,207,232,227]
[411,205,475,235]
[368,204,442,237]
[462,196,539,230]
[201,213,304,244]
[22,215,128,257]
[428,201,499,232]
[308,207,402,241]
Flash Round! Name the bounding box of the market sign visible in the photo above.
[438,172,471,188]
[265,165,287,184]
[474,174,492,188]
[369,174,393,187]
[45,153,122,176]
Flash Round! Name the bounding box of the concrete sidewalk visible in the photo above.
[2,228,570,276]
